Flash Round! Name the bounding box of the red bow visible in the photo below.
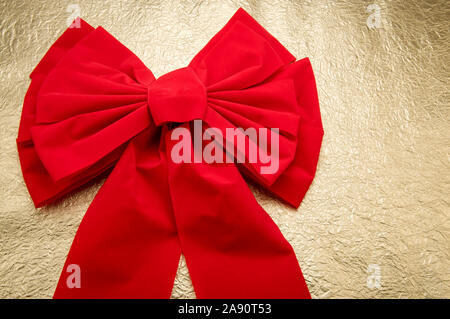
[17,8,323,298]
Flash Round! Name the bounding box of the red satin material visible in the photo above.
[17,8,323,298]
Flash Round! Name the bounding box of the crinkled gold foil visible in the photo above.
[0,0,448,298]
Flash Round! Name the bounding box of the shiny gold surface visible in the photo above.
[0,0,449,298]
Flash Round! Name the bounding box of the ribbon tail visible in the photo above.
[53,128,181,298]
[165,127,311,298]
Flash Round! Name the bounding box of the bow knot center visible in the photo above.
[147,67,207,126]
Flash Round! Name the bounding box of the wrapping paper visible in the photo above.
[0,0,449,298]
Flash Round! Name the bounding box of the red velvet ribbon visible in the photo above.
[17,8,323,298]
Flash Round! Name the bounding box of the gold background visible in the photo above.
[0,0,449,298]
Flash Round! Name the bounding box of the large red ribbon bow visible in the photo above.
[17,8,323,298]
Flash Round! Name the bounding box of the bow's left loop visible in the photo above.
[17,20,155,207]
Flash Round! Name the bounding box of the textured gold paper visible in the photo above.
[0,0,449,298]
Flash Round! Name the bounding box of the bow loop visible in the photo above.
[17,23,155,206]
[30,27,154,183]
[187,9,321,197]
[148,67,207,126]
[190,9,295,91]
[202,76,300,187]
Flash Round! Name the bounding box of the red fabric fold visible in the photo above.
[17,8,323,298]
